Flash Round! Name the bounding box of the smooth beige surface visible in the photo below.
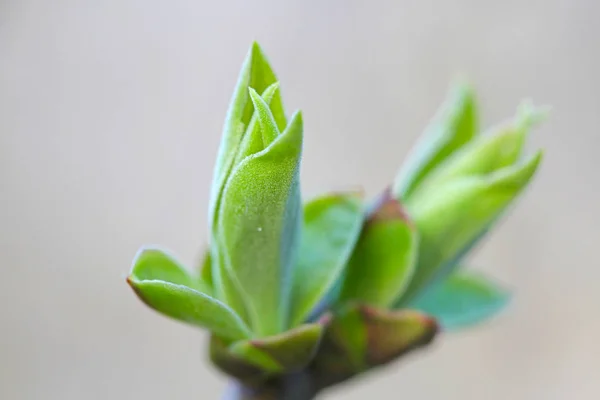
[1,0,598,399]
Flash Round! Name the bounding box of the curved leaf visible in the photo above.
[338,190,418,307]
[127,247,252,341]
[399,151,543,303]
[411,271,510,330]
[209,84,282,322]
[231,323,324,373]
[209,42,286,230]
[217,111,303,336]
[394,81,478,200]
[289,192,364,326]
[411,102,545,199]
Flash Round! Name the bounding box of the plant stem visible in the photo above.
[222,372,319,400]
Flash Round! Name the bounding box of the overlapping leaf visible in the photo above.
[399,151,543,303]
[312,304,438,387]
[290,192,364,326]
[338,190,418,307]
[217,110,303,336]
[394,81,478,199]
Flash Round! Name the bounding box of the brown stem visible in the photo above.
[222,372,319,400]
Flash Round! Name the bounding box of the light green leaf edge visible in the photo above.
[127,247,252,341]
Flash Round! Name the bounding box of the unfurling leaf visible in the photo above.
[290,192,365,326]
[127,247,252,341]
[210,84,284,322]
[394,81,478,200]
[217,111,304,337]
[410,103,545,200]
[412,270,510,330]
[338,190,418,307]
[399,151,543,303]
[209,42,286,231]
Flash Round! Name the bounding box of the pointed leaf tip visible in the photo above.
[400,150,543,303]
[394,81,478,199]
[249,86,281,146]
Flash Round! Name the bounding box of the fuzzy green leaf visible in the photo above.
[127,247,252,341]
[249,87,281,146]
[338,190,418,307]
[209,84,283,322]
[412,271,510,330]
[394,81,478,200]
[209,42,286,237]
[289,192,365,326]
[217,111,303,337]
[232,83,282,167]
[399,151,543,303]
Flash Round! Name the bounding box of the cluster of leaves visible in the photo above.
[127,42,543,390]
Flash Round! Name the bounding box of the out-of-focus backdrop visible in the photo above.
[1,0,597,399]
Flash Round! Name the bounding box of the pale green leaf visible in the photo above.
[394,81,478,200]
[411,102,545,199]
[289,192,365,327]
[209,83,282,321]
[209,42,286,236]
[411,271,510,330]
[399,151,543,303]
[249,87,280,146]
[232,83,281,167]
[217,111,303,337]
[127,247,252,341]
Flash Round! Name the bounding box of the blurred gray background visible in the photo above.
[1,0,598,399]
